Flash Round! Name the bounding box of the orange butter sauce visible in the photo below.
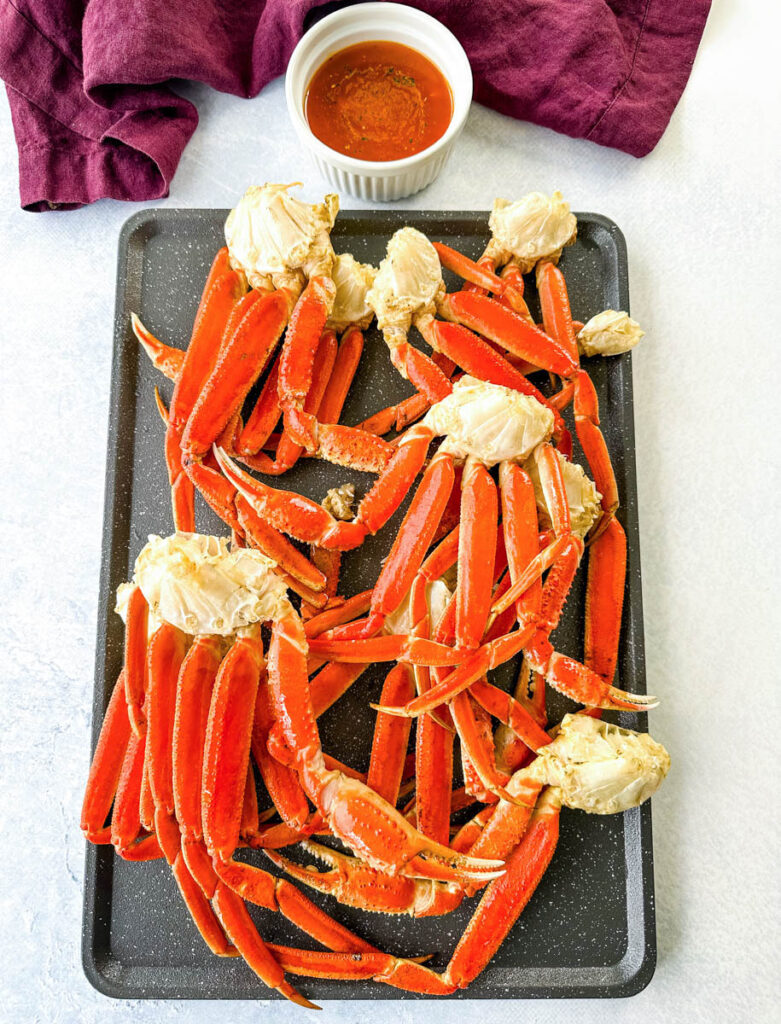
[304,40,453,162]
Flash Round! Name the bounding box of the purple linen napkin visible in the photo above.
[0,0,711,211]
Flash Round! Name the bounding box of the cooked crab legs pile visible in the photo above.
[83,185,663,1006]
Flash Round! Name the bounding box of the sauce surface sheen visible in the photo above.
[305,40,453,162]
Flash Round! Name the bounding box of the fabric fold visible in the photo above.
[0,0,712,212]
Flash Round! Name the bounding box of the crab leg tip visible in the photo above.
[368,702,407,718]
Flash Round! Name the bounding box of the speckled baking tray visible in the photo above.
[83,208,656,1002]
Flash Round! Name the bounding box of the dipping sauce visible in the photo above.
[304,40,453,162]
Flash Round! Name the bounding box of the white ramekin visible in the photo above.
[285,3,472,202]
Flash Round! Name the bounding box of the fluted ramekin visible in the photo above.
[285,3,472,202]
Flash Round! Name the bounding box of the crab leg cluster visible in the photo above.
[82,534,508,1004]
[87,184,664,1004]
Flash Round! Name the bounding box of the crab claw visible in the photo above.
[266,842,464,918]
[305,769,504,884]
[213,446,368,550]
[528,641,659,711]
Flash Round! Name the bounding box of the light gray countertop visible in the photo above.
[1,2,778,1021]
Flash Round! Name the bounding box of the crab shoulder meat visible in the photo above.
[484,190,577,273]
[116,532,289,636]
[366,226,444,346]
[327,253,377,333]
[224,182,339,292]
[384,579,452,637]
[526,445,601,539]
[423,376,554,468]
[578,310,644,358]
[528,714,670,814]
[321,482,356,521]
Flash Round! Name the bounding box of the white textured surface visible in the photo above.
[1,2,779,1021]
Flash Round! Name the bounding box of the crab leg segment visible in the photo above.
[535,442,572,537]
[316,326,365,425]
[266,944,456,996]
[202,627,265,870]
[536,261,579,363]
[279,276,336,449]
[433,241,525,314]
[172,636,224,893]
[111,729,161,859]
[490,535,570,618]
[251,674,310,830]
[469,680,550,752]
[146,623,188,862]
[234,495,327,592]
[439,290,578,378]
[414,704,455,844]
[182,289,289,458]
[366,664,416,805]
[573,370,619,528]
[465,770,545,867]
[81,671,131,844]
[390,342,453,404]
[459,696,499,802]
[356,424,433,534]
[356,390,431,436]
[519,535,656,711]
[412,571,455,845]
[308,633,467,666]
[210,886,317,1008]
[534,648,657,710]
[163,247,247,530]
[249,329,338,475]
[341,449,454,640]
[305,590,374,638]
[123,585,148,737]
[146,625,237,956]
[450,691,514,803]
[443,789,560,989]
[423,320,543,398]
[301,546,340,619]
[456,457,498,649]
[236,354,281,456]
[499,461,542,624]
[584,517,627,683]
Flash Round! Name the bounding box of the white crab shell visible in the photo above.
[525,446,602,540]
[485,191,577,273]
[225,183,338,291]
[423,376,555,468]
[529,714,670,814]
[366,226,444,345]
[115,533,289,637]
[327,253,377,333]
[578,310,644,357]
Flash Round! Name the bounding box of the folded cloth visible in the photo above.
[0,0,711,211]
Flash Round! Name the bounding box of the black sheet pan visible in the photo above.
[82,208,656,1001]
